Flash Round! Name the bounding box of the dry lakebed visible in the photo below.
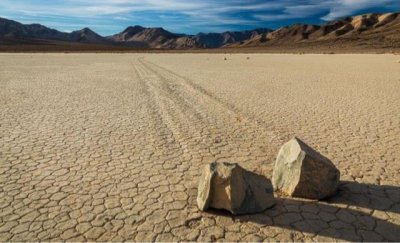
[0,53,400,241]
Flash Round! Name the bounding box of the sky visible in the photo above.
[1,0,399,35]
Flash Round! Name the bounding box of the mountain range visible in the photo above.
[1,12,399,51]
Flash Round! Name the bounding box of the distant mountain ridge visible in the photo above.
[0,17,271,48]
[0,17,111,45]
[108,25,184,48]
[229,13,400,48]
[107,26,272,48]
[0,17,69,41]
[1,13,399,50]
[190,29,271,48]
[69,28,112,45]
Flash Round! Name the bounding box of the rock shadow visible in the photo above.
[205,181,400,241]
[328,180,400,214]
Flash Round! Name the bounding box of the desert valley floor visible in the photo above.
[0,53,400,241]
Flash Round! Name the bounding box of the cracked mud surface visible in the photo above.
[1,53,399,241]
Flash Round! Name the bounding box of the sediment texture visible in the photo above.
[0,53,399,241]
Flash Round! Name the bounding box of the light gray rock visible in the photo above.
[272,137,340,200]
[197,162,275,215]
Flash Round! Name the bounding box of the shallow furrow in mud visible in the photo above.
[141,58,282,138]
[136,57,283,171]
[135,60,216,163]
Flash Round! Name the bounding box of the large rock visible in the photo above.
[197,162,275,215]
[272,137,340,200]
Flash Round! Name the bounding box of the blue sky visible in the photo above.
[1,0,399,35]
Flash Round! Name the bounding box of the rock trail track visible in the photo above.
[135,57,282,165]
[0,54,399,241]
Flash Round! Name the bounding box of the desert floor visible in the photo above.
[0,53,399,241]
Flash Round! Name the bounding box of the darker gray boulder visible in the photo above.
[272,137,340,200]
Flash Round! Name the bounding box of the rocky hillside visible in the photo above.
[0,17,70,41]
[108,26,271,48]
[229,13,400,48]
[69,28,112,45]
[190,29,271,48]
[0,17,111,45]
[109,26,181,48]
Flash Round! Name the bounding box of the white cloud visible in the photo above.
[254,0,400,22]
[255,7,323,21]
[113,16,130,21]
[1,0,399,32]
[321,0,400,21]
